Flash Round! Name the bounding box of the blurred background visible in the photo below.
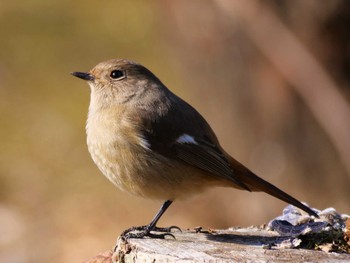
[1,0,349,262]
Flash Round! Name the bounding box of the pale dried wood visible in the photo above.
[85,227,350,263]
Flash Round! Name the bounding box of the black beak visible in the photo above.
[71,71,95,81]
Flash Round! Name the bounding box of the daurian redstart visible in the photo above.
[71,59,318,239]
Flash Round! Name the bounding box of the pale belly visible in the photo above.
[87,136,224,201]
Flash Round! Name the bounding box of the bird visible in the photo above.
[71,59,318,239]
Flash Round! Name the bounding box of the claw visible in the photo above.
[120,225,181,240]
[147,232,176,239]
[153,225,182,233]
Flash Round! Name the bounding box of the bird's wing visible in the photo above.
[139,100,251,191]
[170,136,251,191]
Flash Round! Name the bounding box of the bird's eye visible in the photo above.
[110,70,125,80]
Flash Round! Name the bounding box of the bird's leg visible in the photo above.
[120,200,181,239]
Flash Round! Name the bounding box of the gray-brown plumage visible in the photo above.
[71,59,318,239]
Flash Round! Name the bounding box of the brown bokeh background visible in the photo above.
[1,1,349,262]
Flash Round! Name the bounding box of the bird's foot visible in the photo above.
[120,225,181,240]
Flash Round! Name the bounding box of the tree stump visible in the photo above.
[85,226,350,263]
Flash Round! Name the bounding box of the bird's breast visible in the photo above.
[86,107,151,192]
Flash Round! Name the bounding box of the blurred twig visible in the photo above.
[215,0,350,179]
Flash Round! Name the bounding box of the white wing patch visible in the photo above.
[176,134,197,144]
[139,136,151,150]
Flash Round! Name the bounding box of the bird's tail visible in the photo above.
[228,157,318,217]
